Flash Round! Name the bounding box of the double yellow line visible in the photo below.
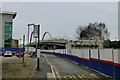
[43,54,61,79]
[43,54,98,80]
[63,74,98,80]
[78,74,98,79]
[63,75,77,80]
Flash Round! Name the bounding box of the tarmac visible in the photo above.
[30,53,110,80]
[30,54,52,80]
[44,53,108,79]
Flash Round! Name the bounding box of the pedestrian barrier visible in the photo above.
[99,49,114,77]
[90,49,99,71]
[41,49,120,79]
[113,49,120,79]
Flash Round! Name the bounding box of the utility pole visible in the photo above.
[26,24,34,66]
[37,24,40,71]
[23,35,25,64]
[27,24,40,71]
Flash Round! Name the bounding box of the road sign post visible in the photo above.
[28,24,40,70]
[23,35,25,64]
[32,24,40,71]
[37,25,40,71]
[37,49,40,71]
[37,49,40,58]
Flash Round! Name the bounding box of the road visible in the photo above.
[43,53,107,79]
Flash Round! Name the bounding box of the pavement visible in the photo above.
[30,54,52,80]
[1,55,37,79]
[2,56,36,63]
[31,53,112,80]
[1,54,52,80]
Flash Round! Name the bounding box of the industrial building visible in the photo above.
[0,11,17,48]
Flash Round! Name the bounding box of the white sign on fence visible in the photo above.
[33,25,38,38]
[37,49,40,58]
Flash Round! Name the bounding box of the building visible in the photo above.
[12,39,19,48]
[0,11,17,48]
[66,40,103,53]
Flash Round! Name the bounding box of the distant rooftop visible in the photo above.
[0,11,17,19]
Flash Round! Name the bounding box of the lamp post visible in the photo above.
[27,24,40,71]
[23,35,25,63]
[34,24,40,71]
[28,24,35,43]
[26,24,35,66]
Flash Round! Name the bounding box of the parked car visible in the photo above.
[4,51,12,57]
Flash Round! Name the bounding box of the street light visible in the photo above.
[34,24,40,71]
[27,23,40,71]
[28,24,35,43]
[26,24,35,66]
[23,35,25,63]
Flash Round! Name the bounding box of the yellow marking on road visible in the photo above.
[64,76,67,80]
[72,76,77,80]
[43,54,61,79]
[43,54,49,62]
[78,75,83,79]
[43,57,45,61]
[84,74,98,79]
[81,74,91,78]
[56,72,61,79]
[90,74,98,78]
[78,74,99,80]
[69,75,72,79]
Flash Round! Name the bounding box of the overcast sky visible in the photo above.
[2,2,118,41]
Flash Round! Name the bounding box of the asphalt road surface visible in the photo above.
[43,53,108,80]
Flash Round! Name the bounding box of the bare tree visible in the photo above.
[76,22,110,40]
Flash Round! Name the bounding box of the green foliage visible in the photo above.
[104,40,120,49]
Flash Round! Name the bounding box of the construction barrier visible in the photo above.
[0,48,25,55]
[41,49,120,79]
